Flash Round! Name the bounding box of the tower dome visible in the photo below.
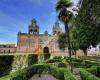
[44,30,49,35]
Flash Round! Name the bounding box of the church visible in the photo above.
[16,19,66,55]
[0,19,99,56]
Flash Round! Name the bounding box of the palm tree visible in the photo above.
[56,0,73,71]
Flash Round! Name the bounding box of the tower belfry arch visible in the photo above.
[28,19,39,35]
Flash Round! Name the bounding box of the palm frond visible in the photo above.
[58,9,73,23]
[56,0,73,11]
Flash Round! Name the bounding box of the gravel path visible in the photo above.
[66,63,81,80]
[29,74,59,80]
[73,68,81,80]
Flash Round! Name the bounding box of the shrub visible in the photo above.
[66,57,83,63]
[57,62,66,68]
[86,66,100,78]
[49,67,65,80]
[66,58,100,68]
[80,68,100,80]
[72,62,84,68]
[86,66,98,75]
[0,55,14,76]
[44,53,51,60]
[43,62,66,68]
[0,64,75,80]
[72,58,83,63]
[97,67,100,77]
[66,58,86,68]
[11,54,38,73]
[64,71,75,80]
[28,54,38,65]
[53,56,63,59]
[84,60,100,67]
[45,59,62,63]
[49,66,75,80]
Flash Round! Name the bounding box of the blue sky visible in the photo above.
[0,0,79,43]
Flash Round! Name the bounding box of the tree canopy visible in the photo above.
[57,33,67,51]
[71,0,100,55]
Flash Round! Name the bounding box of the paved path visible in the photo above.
[29,74,59,80]
[73,68,81,80]
[66,63,81,80]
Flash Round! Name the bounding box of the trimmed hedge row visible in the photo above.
[0,55,14,76]
[66,57,100,68]
[66,57,83,63]
[80,68,100,80]
[50,67,75,80]
[45,59,62,63]
[44,58,66,68]
[0,64,76,80]
[86,66,98,75]
[86,66,100,78]
[46,62,67,68]
[0,54,38,77]
[57,62,66,68]
[53,56,64,59]
[64,71,76,80]
[28,54,38,65]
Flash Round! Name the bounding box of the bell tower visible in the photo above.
[28,19,39,35]
[52,21,62,35]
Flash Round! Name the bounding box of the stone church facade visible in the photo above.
[0,19,99,56]
[17,19,66,55]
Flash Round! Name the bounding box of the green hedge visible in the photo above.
[45,59,62,63]
[86,66,98,75]
[66,58,100,68]
[84,60,100,66]
[0,55,14,76]
[45,58,66,68]
[64,71,76,80]
[43,62,66,68]
[0,64,75,80]
[50,66,75,80]
[44,53,51,60]
[86,66,100,78]
[66,58,86,68]
[53,56,63,59]
[57,62,66,68]
[80,68,100,80]
[0,54,38,76]
[11,54,38,73]
[27,54,38,65]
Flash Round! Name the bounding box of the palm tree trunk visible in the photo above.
[65,23,73,72]
[83,49,87,59]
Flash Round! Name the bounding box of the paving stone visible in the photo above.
[29,74,59,80]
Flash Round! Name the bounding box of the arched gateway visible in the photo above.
[43,46,49,54]
[43,47,50,60]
